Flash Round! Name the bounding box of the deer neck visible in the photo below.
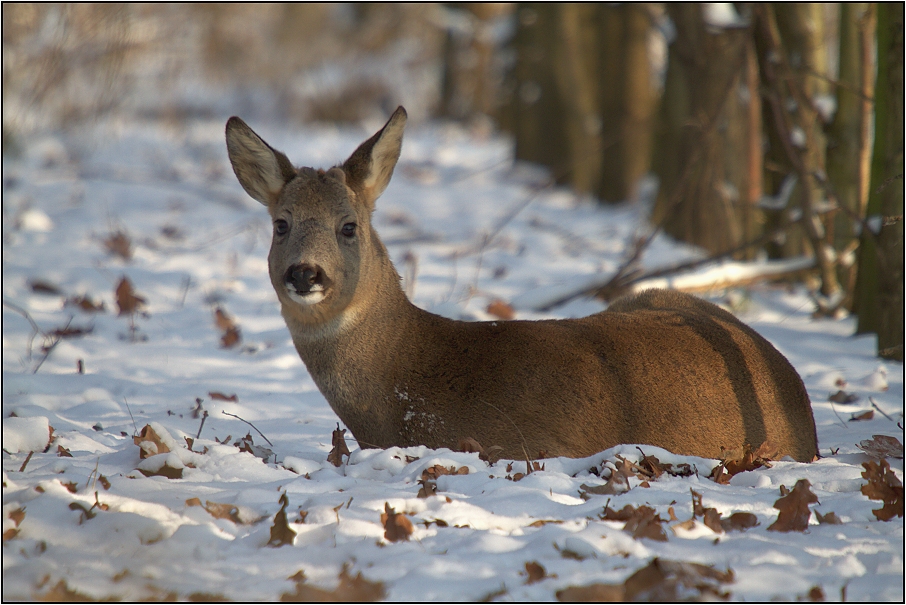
[279,244,422,439]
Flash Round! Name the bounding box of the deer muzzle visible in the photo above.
[284,263,332,305]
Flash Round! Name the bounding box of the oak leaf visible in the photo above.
[115,276,146,316]
[327,425,351,467]
[849,410,874,422]
[381,502,414,542]
[416,478,437,498]
[556,558,733,602]
[208,391,238,402]
[860,459,904,521]
[857,435,904,460]
[214,307,241,348]
[268,493,296,547]
[524,561,554,585]
[281,564,385,602]
[486,299,515,320]
[709,441,776,484]
[815,511,842,525]
[768,479,818,532]
[134,425,171,459]
[104,230,133,261]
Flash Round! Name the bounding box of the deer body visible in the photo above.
[226,107,818,462]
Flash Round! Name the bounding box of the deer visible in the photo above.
[225,106,819,463]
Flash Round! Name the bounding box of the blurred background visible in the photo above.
[2,2,902,360]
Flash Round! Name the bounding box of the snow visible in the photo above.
[3,117,903,602]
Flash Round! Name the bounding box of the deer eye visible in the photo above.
[341,223,357,238]
[274,219,289,236]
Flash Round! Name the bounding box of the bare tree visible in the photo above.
[855,3,904,361]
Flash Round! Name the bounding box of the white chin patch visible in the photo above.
[286,285,326,306]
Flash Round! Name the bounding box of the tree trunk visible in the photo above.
[651,4,762,257]
[855,3,904,361]
[597,4,655,203]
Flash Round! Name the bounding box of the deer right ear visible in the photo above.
[226,117,297,206]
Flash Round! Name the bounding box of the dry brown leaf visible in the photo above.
[860,459,905,521]
[524,561,554,585]
[416,478,437,498]
[849,410,874,422]
[56,445,72,458]
[3,507,26,542]
[29,279,64,295]
[380,502,414,542]
[806,586,826,602]
[421,464,469,481]
[721,512,759,532]
[709,441,776,484]
[456,437,503,464]
[115,276,146,316]
[204,501,242,524]
[137,461,183,480]
[281,564,386,602]
[65,294,106,313]
[581,457,637,496]
[214,307,241,348]
[528,519,563,527]
[268,493,296,547]
[815,511,842,525]
[768,479,818,532]
[104,230,133,260]
[98,475,111,490]
[208,391,238,402]
[134,425,171,459]
[556,558,733,602]
[857,435,905,460]
[186,497,203,507]
[829,390,859,404]
[486,299,515,320]
[327,425,351,467]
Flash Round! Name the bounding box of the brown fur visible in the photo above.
[225,107,818,462]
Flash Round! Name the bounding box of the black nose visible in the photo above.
[285,264,329,293]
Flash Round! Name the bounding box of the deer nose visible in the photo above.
[285,263,330,294]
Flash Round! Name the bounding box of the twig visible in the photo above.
[221,411,273,447]
[123,397,138,436]
[869,398,896,423]
[3,299,41,360]
[829,402,849,429]
[18,451,34,473]
[195,410,209,440]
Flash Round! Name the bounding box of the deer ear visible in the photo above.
[342,106,407,209]
[226,117,297,206]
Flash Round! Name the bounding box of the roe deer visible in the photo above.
[225,107,818,462]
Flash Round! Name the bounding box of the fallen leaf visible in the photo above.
[115,276,146,316]
[768,479,818,532]
[417,478,437,498]
[829,390,859,404]
[327,425,351,467]
[806,586,825,602]
[98,475,111,490]
[421,464,469,481]
[721,512,759,532]
[709,441,776,484]
[65,294,106,313]
[28,279,64,295]
[214,307,242,348]
[381,502,413,542]
[456,437,503,464]
[104,230,133,260]
[208,391,238,402]
[486,299,515,320]
[204,501,242,523]
[524,561,554,585]
[581,457,636,496]
[57,445,72,458]
[268,493,296,547]
[556,558,733,602]
[281,564,385,602]
[860,459,905,521]
[528,519,563,527]
[3,507,26,541]
[849,410,874,422]
[857,435,905,460]
[134,425,171,459]
[815,511,842,525]
[186,497,203,507]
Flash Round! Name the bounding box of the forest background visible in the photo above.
[3,3,902,358]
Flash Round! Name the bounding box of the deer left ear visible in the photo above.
[342,106,407,210]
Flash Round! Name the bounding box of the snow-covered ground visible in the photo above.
[3,117,903,601]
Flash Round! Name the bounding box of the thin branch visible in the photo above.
[869,398,897,423]
[221,411,273,447]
